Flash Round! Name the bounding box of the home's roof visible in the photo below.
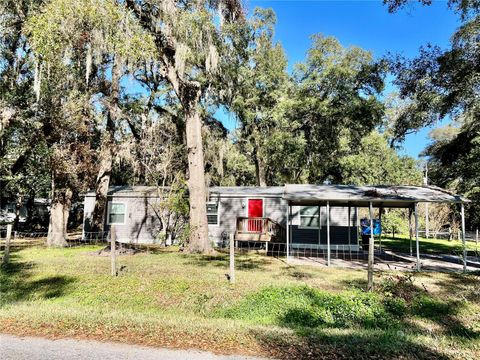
[83,184,467,207]
[84,186,285,198]
[209,186,284,197]
[283,184,468,208]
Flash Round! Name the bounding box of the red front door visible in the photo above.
[248,199,263,232]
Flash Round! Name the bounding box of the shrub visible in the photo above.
[384,297,407,317]
[378,274,420,303]
[219,286,395,329]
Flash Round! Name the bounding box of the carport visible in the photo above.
[283,184,469,289]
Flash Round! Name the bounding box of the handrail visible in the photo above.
[236,217,286,242]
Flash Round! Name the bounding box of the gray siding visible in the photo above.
[207,195,287,245]
[208,196,287,243]
[264,197,287,226]
[207,197,243,243]
[84,189,359,246]
[83,195,162,244]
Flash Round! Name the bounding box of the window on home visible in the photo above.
[206,203,218,225]
[107,202,126,224]
[299,206,320,228]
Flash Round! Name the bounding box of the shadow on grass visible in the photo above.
[0,253,75,306]
[432,272,480,303]
[340,277,369,290]
[285,269,314,280]
[181,252,272,271]
[180,253,229,268]
[251,327,449,360]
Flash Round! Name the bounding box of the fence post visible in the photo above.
[367,201,374,291]
[2,224,12,267]
[476,228,478,247]
[461,203,467,273]
[110,225,116,276]
[229,233,235,284]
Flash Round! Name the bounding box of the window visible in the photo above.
[299,206,320,228]
[107,202,126,225]
[206,202,219,225]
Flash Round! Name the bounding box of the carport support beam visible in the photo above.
[367,201,374,291]
[379,206,383,253]
[348,204,351,249]
[461,203,467,273]
[327,201,331,266]
[286,202,290,263]
[415,203,420,271]
[408,208,413,256]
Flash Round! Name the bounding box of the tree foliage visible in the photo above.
[337,131,422,186]
[1,0,466,248]
[291,35,386,183]
[385,0,480,228]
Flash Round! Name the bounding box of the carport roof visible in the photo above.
[283,184,468,208]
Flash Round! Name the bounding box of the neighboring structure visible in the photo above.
[0,198,50,225]
[82,185,358,248]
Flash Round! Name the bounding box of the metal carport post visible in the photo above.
[415,202,420,271]
[367,201,374,291]
[461,203,467,272]
[327,201,330,266]
[286,201,290,263]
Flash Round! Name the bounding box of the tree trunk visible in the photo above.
[13,194,23,230]
[63,188,72,234]
[253,144,267,187]
[25,192,35,228]
[91,57,121,232]
[47,179,71,247]
[91,137,113,232]
[184,96,211,254]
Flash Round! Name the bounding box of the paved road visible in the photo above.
[0,334,268,360]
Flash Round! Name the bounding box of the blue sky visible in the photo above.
[220,0,460,158]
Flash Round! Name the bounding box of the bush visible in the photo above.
[384,297,407,317]
[220,286,395,329]
[378,274,419,303]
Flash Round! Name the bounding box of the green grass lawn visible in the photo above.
[379,234,479,255]
[1,246,479,359]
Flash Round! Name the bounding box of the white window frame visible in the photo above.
[206,201,220,226]
[298,205,320,229]
[106,201,127,225]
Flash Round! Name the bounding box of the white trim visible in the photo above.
[106,201,127,225]
[246,198,265,218]
[206,201,220,226]
[298,205,320,229]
